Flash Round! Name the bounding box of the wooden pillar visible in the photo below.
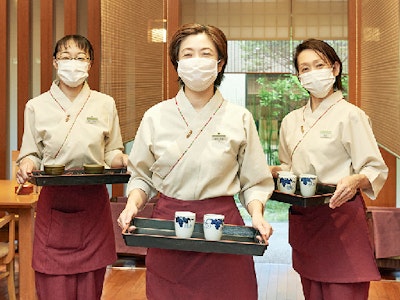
[64,0,77,35]
[166,0,180,99]
[347,0,360,107]
[87,0,100,91]
[17,0,32,149]
[41,0,54,93]
[0,0,8,179]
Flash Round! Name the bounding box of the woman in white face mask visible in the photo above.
[16,35,128,299]
[118,24,275,300]
[271,39,388,299]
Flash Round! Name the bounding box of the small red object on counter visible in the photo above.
[15,184,34,195]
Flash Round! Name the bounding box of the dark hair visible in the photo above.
[53,35,94,61]
[169,23,228,87]
[293,38,343,91]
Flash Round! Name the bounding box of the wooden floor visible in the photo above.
[2,255,400,299]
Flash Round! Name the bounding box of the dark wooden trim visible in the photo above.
[347,0,358,107]
[64,0,77,35]
[166,0,180,99]
[87,0,100,92]
[41,0,54,93]
[86,0,121,195]
[17,0,31,149]
[0,0,8,179]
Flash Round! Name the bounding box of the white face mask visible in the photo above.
[57,60,89,88]
[177,58,218,92]
[298,68,335,98]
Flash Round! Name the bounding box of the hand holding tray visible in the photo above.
[271,177,336,207]
[123,217,267,256]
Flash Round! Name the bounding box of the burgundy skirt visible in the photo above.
[289,194,380,283]
[146,194,258,300]
[33,185,117,275]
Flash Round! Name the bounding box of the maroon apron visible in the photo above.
[289,194,380,283]
[146,194,258,300]
[33,185,117,275]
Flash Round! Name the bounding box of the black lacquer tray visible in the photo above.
[123,217,267,256]
[28,168,130,186]
[271,178,336,207]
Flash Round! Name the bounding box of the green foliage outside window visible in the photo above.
[255,74,348,166]
[255,74,309,165]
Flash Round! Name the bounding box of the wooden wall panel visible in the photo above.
[0,0,8,179]
[41,0,54,93]
[348,0,397,207]
[64,0,77,35]
[347,0,360,107]
[166,0,180,99]
[17,0,31,149]
[87,0,100,91]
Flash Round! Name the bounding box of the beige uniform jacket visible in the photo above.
[279,91,388,199]
[126,88,274,208]
[17,81,124,169]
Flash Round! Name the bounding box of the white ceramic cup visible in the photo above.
[277,171,294,177]
[203,214,225,241]
[299,174,318,197]
[278,173,297,194]
[174,211,196,238]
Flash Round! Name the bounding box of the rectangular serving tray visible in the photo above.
[271,178,336,207]
[28,168,130,186]
[123,217,267,256]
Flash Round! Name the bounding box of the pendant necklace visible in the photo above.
[175,97,223,139]
[165,97,224,178]
[49,90,90,122]
[49,90,92,158]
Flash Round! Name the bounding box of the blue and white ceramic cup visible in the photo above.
[174,211,196,238]
[203,214,225,241]
[278,173,297,194]
[299,174,318,197]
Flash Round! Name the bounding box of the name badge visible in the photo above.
[212,133,227,142]
[87,116,98,124]
[320,130,332,138]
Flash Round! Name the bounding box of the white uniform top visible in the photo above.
[279,90,388,199]
[18,80,124,169]
[126,88,274,207]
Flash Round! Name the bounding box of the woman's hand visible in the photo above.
[117,189,147,233]
[111,153,129,168]
[117,203,139,233]
[252,213,273,245]
[329,174,371,209]
[269,166,282,178]
[16,157,35,184]
[247,200,273,245]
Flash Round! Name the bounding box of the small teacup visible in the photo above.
[277,171,294,177]
[278,173,297,194]
[299,174,318,197]
[203,214,224,241]
[174,211,196,238]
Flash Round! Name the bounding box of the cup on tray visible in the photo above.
[299,174,318,197]
[277,172,297,194]
[203,214,224,241]
[174,211,196,238]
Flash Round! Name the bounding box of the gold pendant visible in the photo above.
[66,114,70,122]
[186,130,192,138]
